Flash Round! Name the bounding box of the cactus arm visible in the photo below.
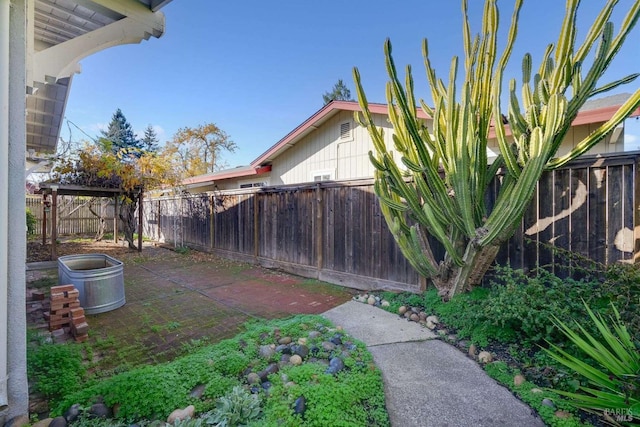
[547,90,640,169]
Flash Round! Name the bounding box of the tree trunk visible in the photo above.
[119,195,138,250]
[435,243,501,301]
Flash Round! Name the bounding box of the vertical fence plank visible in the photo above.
[607,165,624,263]
[589,167,607,263]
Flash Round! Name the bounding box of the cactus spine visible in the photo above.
[354,0,640,300]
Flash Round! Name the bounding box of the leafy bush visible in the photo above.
[26,208,37,236]
[543,302,639,424]
[204,386,261,427]
[27,342,85,400]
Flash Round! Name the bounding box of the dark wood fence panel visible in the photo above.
[27,196,120,237]
[140,152,640,293]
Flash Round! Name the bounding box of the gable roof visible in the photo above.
[184,93,640,187]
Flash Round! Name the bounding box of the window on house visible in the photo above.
[239,182,266,189]
[311,170,333,182]
[340,122,352,141]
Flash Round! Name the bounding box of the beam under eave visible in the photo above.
[31,11,165,84]
[76,0,165,33]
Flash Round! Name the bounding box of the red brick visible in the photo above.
[72,322,89,336]
[74,334,88,343]
[72,316,86,326]
[67,289,80,299]
[51,284,76,293]
[70,307,85,317]
[32,291,46,301]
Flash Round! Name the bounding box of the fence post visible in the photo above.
[50,186,58,259]
[253,192,259,259]
[113,196,118,244]
[41,193,47,245]
[209,195,214,250]
[634,156,640,263]
[137,190,143,252]
[316,183,323,272]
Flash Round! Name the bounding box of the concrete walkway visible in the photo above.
[323,301,545,427]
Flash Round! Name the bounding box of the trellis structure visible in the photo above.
[37,183,144,259]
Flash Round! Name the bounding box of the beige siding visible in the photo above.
[487,122,625,160]
[196,115,626,192]
[271,111,398,185]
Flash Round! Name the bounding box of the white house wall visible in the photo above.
[271,111,398,185]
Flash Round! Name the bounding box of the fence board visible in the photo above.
[135,152,640,293]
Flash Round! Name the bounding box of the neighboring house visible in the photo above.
[183,93,640,193]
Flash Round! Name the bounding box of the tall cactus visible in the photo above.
[354,0,640,300]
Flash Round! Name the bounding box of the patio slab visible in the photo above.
[27,246,353,368]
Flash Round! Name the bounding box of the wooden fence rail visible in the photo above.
[142,152,640,292]
[26,196,120,237]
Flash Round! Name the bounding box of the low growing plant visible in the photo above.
[204,386,261,427]
[27,342,85,400]
[543,302,639,425]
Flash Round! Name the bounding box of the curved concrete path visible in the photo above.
[323,301,545,427]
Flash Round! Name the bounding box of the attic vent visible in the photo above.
[340,122,352,140]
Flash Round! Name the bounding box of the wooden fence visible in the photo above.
[144,152,640,292]
[26,196,120,237]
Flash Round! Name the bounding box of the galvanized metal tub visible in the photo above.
[58,254,126,314]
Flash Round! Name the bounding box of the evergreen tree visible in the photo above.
[141,124,159,153]
[322,79,353,105]
[100,108,143,157]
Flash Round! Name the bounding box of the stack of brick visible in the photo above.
[47,284,89,342]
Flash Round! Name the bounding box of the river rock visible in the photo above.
[325,357,345,375]
[426,315,439,324]
[89,403,112,418]
[398,306,408,315]
[258,363,279,381]
[555,411,571,419]
[259,345,276,359]
[247,372,261,385]
[48,417,67,427]
[190,384,206,399]
[409,313,420,322]
[367,295,376,305]
[4,415,30,427]
[292,344,309,358]
[426,320,437,330]
[275,344,291,354]
[64,403,81,422]
[278,336,292,345]
[297,337,307,345]
[31,418,52,427]
[322,341,336,351]
[167,405,195,423]
[329,335,342,345]
[468,344,477,356]
[290,355,303,365]
[542,398,556,408]
[307,331,321,339]
[478,351,493,363]
[293,396,306,415]
[513,374,526,386]
[381,300,390,307]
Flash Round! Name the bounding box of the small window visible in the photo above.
[340,122,352,140]
[239,182,266,189]
[311,170,334,182]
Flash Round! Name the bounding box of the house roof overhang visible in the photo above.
[27,0,173,155]
[184,93,640,188]
[251,100,431,167]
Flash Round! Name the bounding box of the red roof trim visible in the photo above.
[183,165,272,185]
[488,104,640,138]
[251,100,430,167]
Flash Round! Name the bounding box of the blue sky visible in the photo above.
[62,0,640,167]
